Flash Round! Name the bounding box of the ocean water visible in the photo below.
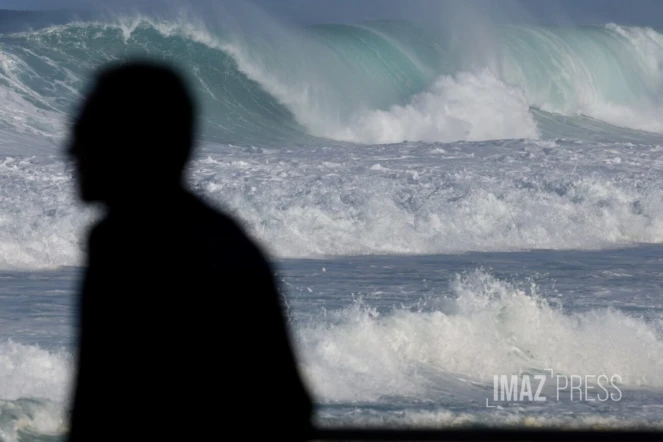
[2,7,663,442]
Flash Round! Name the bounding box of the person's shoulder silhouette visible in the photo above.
[66,60,312,441]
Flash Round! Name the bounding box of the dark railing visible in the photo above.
[310,428,663,441]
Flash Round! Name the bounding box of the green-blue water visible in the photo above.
[3,14,663,146]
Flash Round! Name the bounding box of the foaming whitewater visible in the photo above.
[0,156,91,270]
[293,258,663,428]
[0,341,72,442]
[334,70,539,143]
[5,137,663,269]
[194,138,663,259]
[299,269,663,403]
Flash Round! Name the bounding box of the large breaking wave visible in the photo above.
[2,15,663,145]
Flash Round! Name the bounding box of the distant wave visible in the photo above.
[2,15,663,145]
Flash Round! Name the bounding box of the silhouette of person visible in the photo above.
[66,61,312,441]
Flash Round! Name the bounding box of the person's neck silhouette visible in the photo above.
[66,61,312,441]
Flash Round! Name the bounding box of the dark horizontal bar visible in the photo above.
[311,428,663,441]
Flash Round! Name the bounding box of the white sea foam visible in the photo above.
[2,138,663,269]
[332,70,540,144]
[0,341,72,442]
[298,270,663,403]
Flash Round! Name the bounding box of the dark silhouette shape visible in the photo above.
[66,61,312,441]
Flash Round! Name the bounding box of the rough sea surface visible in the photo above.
[2,8,663,441]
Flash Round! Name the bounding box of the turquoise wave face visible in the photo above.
[497,25,663,113]
[0,20,311,145]
[1,15,663,146]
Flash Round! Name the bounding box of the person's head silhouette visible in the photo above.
[68,61,196,206]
